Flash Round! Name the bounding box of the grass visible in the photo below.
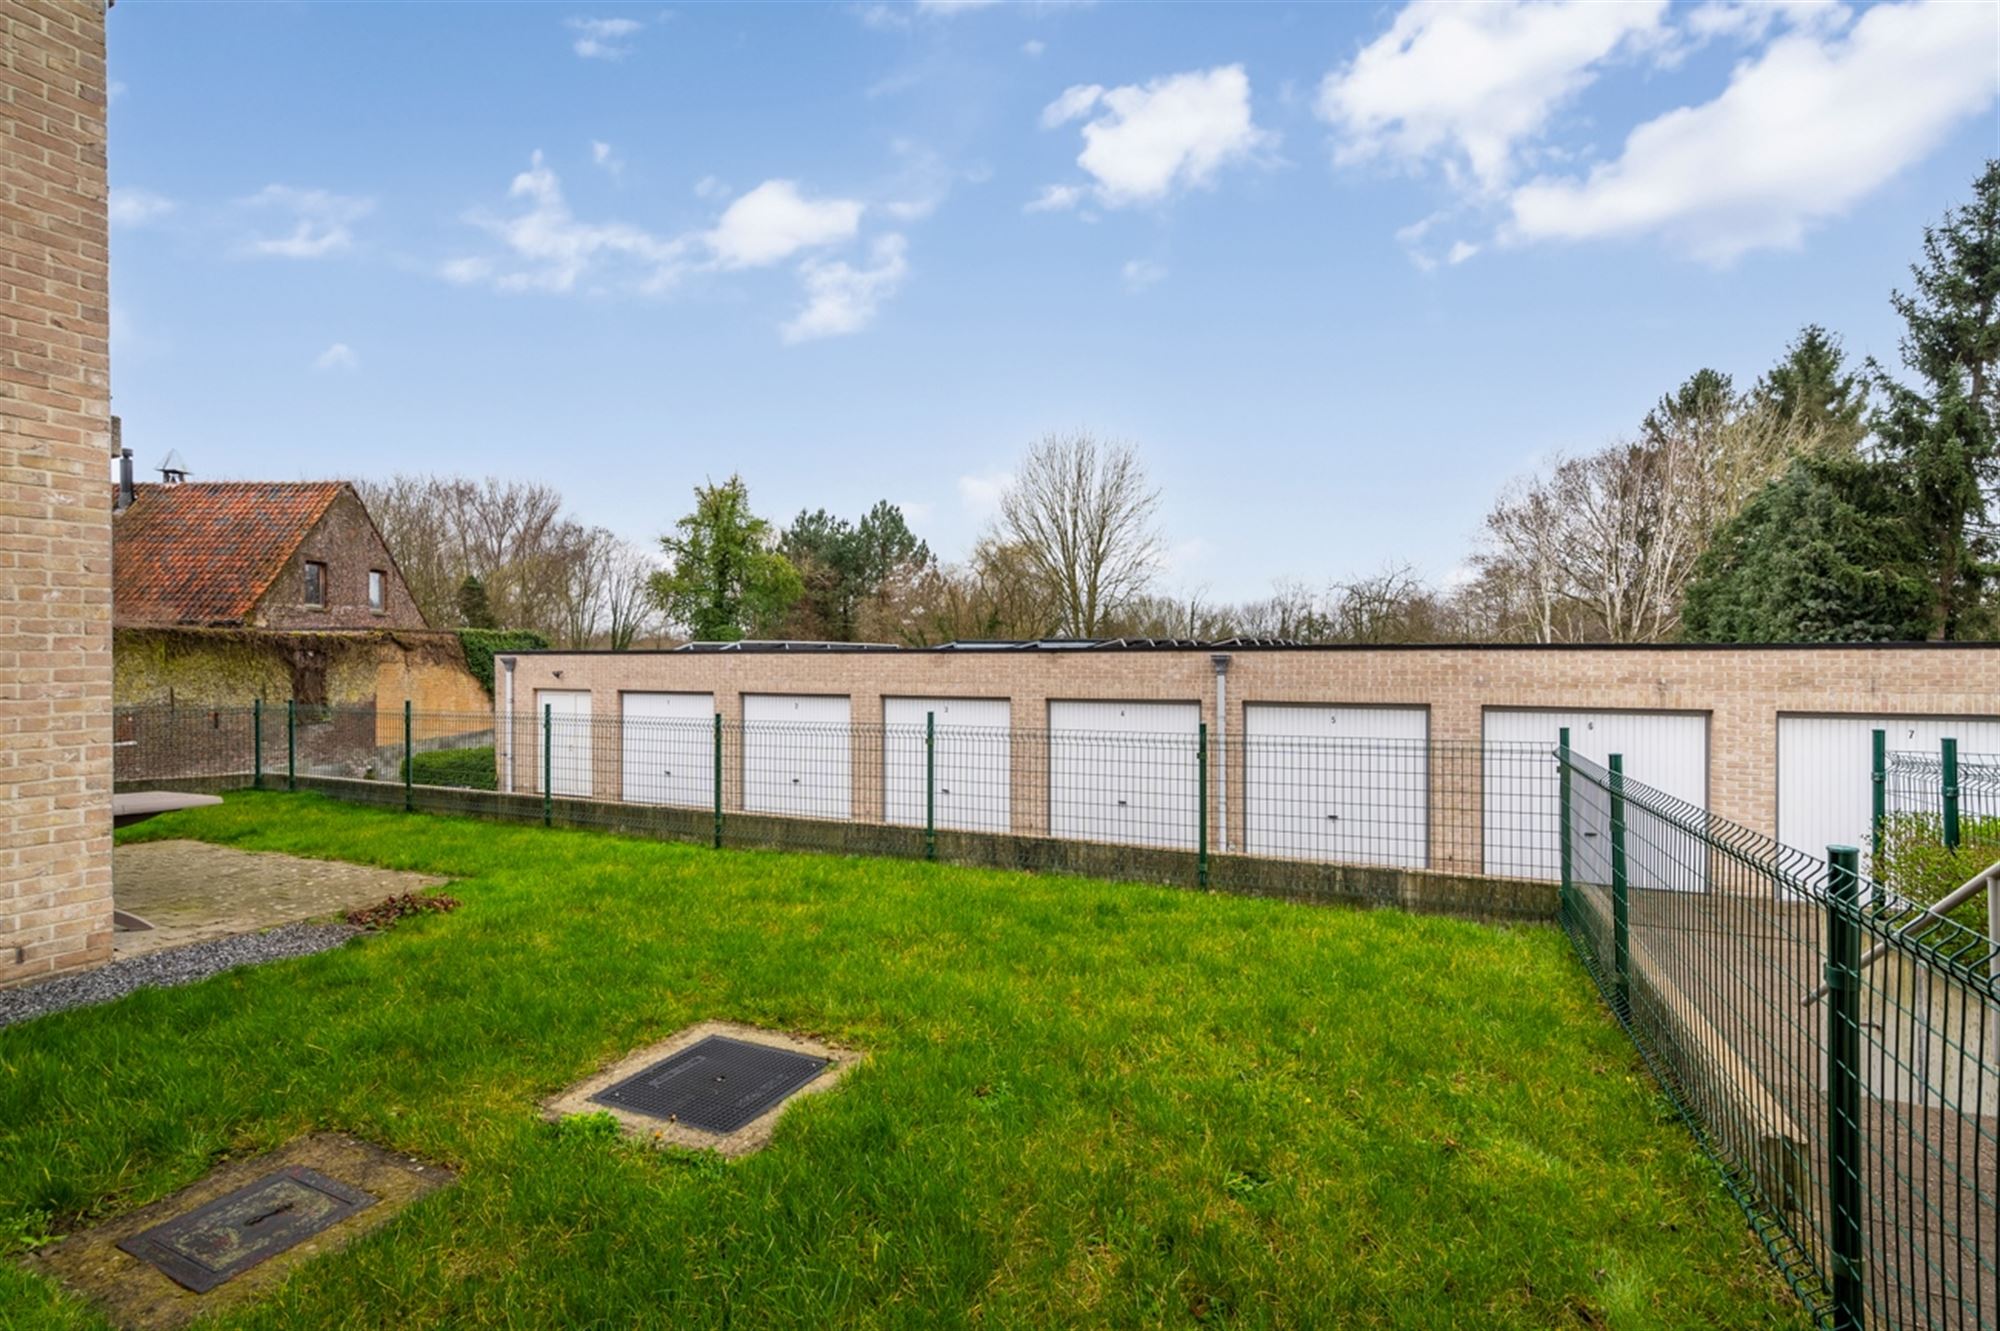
[0,792,1806,1329]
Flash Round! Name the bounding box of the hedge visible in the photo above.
[400,746,498,791]
[456,629,548,695]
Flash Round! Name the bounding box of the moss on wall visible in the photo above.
[114,628,484,714]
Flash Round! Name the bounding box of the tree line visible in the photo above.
[360,161,1996,649]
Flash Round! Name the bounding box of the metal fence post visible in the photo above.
[542,703,553,828]
[1557,727,1572,919]
[1825,844,1865,1331]
[712,713,723,850]
[1869,728,1885,868]
[925,711,937,862]
[1609,752,1629,1016]
[1197,722,1210,889]
[252,698,263,791]
[403,699,413,812]
[1941,736,1959,849]
[286,699,296,792]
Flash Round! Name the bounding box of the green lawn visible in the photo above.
[1,792,1804,1329]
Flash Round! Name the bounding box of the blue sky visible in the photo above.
[107,0,1999,603]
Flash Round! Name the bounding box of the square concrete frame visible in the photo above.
[22,1133,453,1331]
[544,1019,863,1158]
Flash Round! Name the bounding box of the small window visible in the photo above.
[303,561,327,607]
[368,569,386,612]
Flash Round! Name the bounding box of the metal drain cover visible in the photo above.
[116,1165,376,1293]
[590,1034,829,1133]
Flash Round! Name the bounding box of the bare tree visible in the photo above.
[995,432,1163,637]
[598,535,661,650]
[354,473,651,644]
[1467,391,1830,643]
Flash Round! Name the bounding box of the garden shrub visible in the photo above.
[1875,811,1999,937]
[456,629,548,695]
[401,745,498,790]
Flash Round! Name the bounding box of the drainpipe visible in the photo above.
[499,656,515,794]
[1211,653,1231,852]
[115,448,134,512]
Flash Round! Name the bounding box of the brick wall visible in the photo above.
[0,0,113,986]
[257,488,429,631]
[498,644,2000,866]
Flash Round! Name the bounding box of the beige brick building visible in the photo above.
[500,642,2000,872]
[0,0,113,985]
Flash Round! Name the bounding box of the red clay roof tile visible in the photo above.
[113,481,345,626]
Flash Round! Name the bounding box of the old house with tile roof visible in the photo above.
[109,477,492,767]
[113,480,428,632]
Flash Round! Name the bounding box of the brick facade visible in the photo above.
[0,0,113,985]
[254,488,427,631]
[499,644,2000,867]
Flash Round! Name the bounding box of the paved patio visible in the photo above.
[113,841,448,959]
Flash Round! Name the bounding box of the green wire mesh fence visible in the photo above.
[1559,745,1996,1331]
[1881,745,2000,940]
[112,702,1567,916]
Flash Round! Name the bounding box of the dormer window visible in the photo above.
[368,569,386,612]
[304,561,327,607]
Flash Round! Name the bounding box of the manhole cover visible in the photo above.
[590,1034,829,1133]
[115,1165,376,1293]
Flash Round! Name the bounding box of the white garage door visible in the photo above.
[1243,704,1429,868]
[1482,709,1708,888]
[1049,700,1201,849]
[883,697,1011,833]
[743,694,852,820]
[1779,714,2000,876]
[621,692,715,808]
[535,689,592,798]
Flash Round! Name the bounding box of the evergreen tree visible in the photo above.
[1870,160,2000,639]
[1756,324,1869,451]
[1680,454,1931,642]
[454,574,497,629]
[648,476,802,641]
[778,501,931,640]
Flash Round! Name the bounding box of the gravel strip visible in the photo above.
[0,922,360,1029]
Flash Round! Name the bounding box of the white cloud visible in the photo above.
[1023,183,1085,214]
[568,16,643,59]
[1047,65,1270,208]
[957,471,1011,513]
[590,140,624,177]
[1120,258,1166,292]
[312,342,359,372]
[693,175,730,201]
[1022,39,1046,57]
[109,186,175,227]
[918,0,1001,10]
[781,234,909,343]
[241,185,375,259]
[450,151,684,293]
[1446,239,1479,265]
[107,80,127,103]
[1317,1,1668,193]
[1505,0,2000,261]
[1040,83,1105,128]
[706,179,864,269]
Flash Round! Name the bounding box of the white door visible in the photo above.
[884,697,1011,833]
[621,692,715,808]
[1243,705,1429,868]
[743,694,851,819]
[535,689,592,798]
[1048,700,1201,849]
[1482,709,1708,889]
[1778,714,2000,878]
